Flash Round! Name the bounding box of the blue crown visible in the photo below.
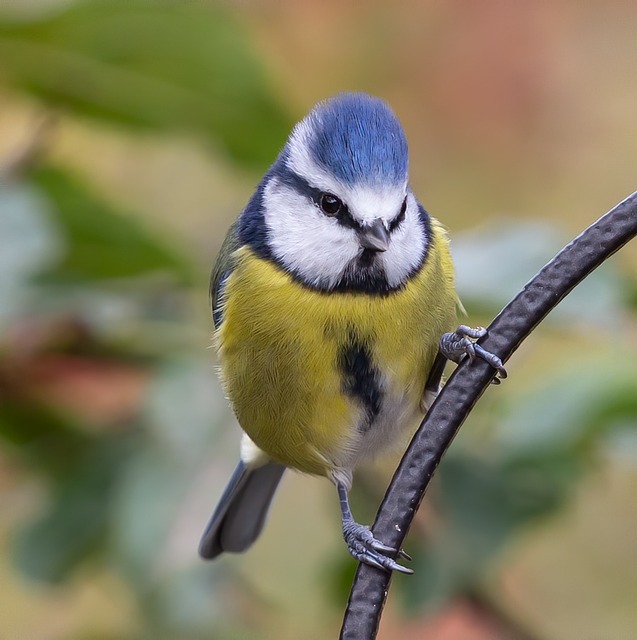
[304,93,408,187]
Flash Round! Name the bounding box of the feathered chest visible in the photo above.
[215,241,457,474]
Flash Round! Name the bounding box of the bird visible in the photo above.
[198,92,505,573]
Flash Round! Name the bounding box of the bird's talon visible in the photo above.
[369,540,412,563]
[440,325,507,380]
[369,539,395,554]
[344,521,412,574]
[398,549,412,562]
[464,340,476,362]
[359,551,385,572]
[352,549,412,574]
[383,555,413,574]
[473,344,507,380]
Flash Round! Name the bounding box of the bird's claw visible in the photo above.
[367,538,412,561]
[343,522,413,574]
[440,325,507,382]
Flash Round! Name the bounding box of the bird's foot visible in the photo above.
[440,325,507,383]
[343,520,413,574]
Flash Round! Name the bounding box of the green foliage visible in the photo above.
[0,396,88,476]
[0,153,231,629]
[452,220,626,325]
[31,165,194,283]
[0,0,290,168]
[0,181,61,326]
[493,360,637,457]
[12,433,136,583]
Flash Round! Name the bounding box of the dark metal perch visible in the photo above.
[340,191,637,639]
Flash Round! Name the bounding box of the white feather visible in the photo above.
[264,177,359,289]
[330,373,425,477]
[240,433,271,468]
[379,193,427,288]
[263,175,426,290]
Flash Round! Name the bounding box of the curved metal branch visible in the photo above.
[340,192,637,640]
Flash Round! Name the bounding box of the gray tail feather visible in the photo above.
[198,460,286,560]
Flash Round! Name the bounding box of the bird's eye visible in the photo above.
[319,193,344,216]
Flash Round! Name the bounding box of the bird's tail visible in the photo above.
[198,460,286,559]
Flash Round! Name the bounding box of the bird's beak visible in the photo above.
[359,218,390,252]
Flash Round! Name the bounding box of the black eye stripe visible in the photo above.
[276,169,361,229]
[275,168,407,233]
[316,194,360,230]
[389,197,407,232]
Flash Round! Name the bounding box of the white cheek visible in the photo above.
[263,178,360,288]
[380,195,427,287]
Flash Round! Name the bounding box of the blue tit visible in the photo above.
[198,93,505,573]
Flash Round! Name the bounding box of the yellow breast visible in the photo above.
[216,220,458,476]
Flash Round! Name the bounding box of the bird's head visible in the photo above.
[242,93,430,293]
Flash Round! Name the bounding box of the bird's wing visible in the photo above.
[210,220,240,329]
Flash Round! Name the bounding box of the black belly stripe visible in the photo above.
[338,332,382,432]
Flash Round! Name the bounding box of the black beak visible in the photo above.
[359,218,390,252]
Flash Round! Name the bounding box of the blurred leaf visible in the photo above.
[0,181,62,327]
[402,545,453,612]
[30,165,194,283]
[111,446,195,583]
[452,219,625,326]
[11,433,135,582]
[324,551,357,608]
[144,357,227,461]
[402,449,582,612]
[111,442,232,637]
[112,358,227,580]
[0,396,88,477]
[0,0,290,168]
[141,566,225,636]
[439,452,574,550]
[493,359,637,457]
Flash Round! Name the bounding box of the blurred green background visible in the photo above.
[0,2,635,639]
